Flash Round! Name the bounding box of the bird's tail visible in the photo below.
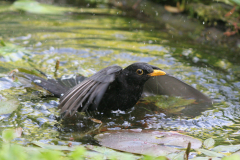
[11,68,86,98]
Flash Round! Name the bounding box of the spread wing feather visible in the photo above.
[58,65,122,117]
[143,75,212,102]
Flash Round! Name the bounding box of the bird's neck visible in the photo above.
[117,75,144,93]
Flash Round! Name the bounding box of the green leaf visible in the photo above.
[0,40,6,47]
[191,157,221,160]
[12,0,64,15]
[144,155,168,160]
[212,145,240,153]
[2,129,16,142]
[203,138,215,149]
[196,149,224,157]
[38,150,62,160]
[87,145,140,160]
[17,68,47,79]
[167,151,185,160]
[22,146,43,155]
[0,41,31,62]
[2,127,22,142]
[0,99,19,115]
[222,154,240,160]
[231,0,240,6]
[70,147,86,160]
[143,95,195,113]
[32,141,76,151]
[95,130,202,156]
[0,144,28,160]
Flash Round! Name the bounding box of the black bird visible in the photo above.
[59,62,166,116]
[14,62,211,117]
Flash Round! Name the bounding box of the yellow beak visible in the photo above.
[148,70,166,77]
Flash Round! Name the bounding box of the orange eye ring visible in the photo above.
[136,69,144,75]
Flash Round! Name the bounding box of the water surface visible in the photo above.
[0,7,239,147]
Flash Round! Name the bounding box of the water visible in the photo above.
[0,6,239,147]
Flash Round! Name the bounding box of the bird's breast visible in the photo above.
[98,83,143,112]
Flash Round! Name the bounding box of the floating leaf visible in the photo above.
[167,151,185,160]
[144,155,168,160]
[212,145,240,153]
[86,145,140,160]
[203,138,215,149]
[0,144,28,159]
[69,147,86,160]
[143,95,195,113]
[0,41,31,62]
[191,157,221,160]
[2,127,22,142]
[0,98,19,115]
[222,154,240,160]
[2,129,16,142]
[0,40,6,46]
[95,130,202,156]
[22,146,44,155]
[231,0,240,6]
[38,149,63,159]
[12,0,64,15]
[16,68,47,79]
[32,141,76,151]
[196,149,224,157]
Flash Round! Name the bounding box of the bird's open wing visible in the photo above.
[59,65,122,117]
[143,75,212,102]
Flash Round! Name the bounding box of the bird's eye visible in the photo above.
[136,69,144,75]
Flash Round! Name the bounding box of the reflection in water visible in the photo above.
[0,9,239,146]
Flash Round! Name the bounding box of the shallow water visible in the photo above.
[0,6,240,147]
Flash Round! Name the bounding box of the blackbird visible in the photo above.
[15,62,211,117]
[59,62,166,116]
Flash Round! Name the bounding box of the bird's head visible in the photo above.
[121,62,166,86]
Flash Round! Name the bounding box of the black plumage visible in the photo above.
[14,62,211,117]
[59,62,166,117]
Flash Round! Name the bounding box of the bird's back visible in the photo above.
[95,77,144,113]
